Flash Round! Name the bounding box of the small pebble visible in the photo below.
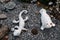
[37,1,41,6]
[35,11,39,15]
[11,28,15,32]
[50,15,54,18]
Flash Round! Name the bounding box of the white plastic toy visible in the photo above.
[39,8,55,30]
[12,10,28,36]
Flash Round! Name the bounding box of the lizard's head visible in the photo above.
[22,10,28,14]
[13,29,21,36]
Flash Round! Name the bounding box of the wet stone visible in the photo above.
[4,2,16,10]
[0,14,7,20]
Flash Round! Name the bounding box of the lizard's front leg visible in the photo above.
[40,24,45,30]
[13,19,19,23]
[24,16,28,22]
[22,28,28,31]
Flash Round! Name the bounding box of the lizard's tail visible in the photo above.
[19,10,28,17]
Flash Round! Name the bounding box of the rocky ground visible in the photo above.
[0,0,60,40]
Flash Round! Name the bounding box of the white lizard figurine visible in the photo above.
[39,8,55,30]
[12,10,28,36]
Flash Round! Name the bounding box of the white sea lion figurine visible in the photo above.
[39,8,55,30]
[12,10,28,36]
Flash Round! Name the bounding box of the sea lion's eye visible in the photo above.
[50,23,52,25]
[47,23,48,25]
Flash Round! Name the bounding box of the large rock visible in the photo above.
[0,0,10,3]
[0,25,9,39]
[4,2,16,10]
[0,14,7,20]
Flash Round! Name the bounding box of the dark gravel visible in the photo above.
[0,0,60,40]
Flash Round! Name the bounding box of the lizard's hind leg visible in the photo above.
[13,19,19,23]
